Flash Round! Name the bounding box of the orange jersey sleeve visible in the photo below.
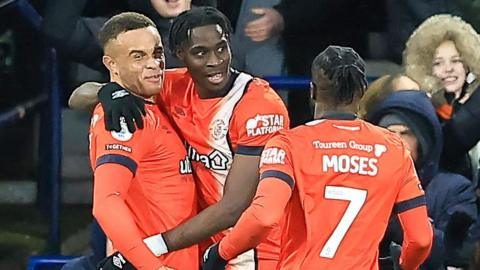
[219,178,292,261]
[393,146,432,270]
[229,78,289,155]
[393,151,426,214]
[258,131,295,185]
[397,205,433,270]
[90,104,154,166]
[90,105,161,269]
[93,165,163,269]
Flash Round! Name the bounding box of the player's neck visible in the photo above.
[313,103,357,119]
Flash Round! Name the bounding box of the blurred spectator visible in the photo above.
[404,14,480,183]
[41,0,195,74]
[273,0,371,76]
[217,0,287,105]
[41,0,127,72]
[358,73,420,118]
[0,3,46,178]
[249,0,373,126]
[457,0,480,31]
[385,0,463,64]
[126,0,196,67]
[228,0,285,77]
[367,90,478,269]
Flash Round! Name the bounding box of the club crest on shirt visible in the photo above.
[110,117,133,142]
[174,106,186,117]
[246,114,284,137]
[210,119,228,140]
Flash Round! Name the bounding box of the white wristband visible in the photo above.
[143,233,169,257]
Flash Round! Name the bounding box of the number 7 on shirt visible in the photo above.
[319,186,367,259]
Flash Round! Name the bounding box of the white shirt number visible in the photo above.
[320,186,367,259]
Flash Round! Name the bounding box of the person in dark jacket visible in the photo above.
[41,0,197,72]
[222,0,371,126]
[385,0,463,64]
[367,90,478,269]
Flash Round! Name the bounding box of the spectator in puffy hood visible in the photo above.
[404,14,480,183]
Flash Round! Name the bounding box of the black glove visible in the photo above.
[96,252,135,270]
[202,243,228,270]
[98,82,146,133]
[389,241,402,270]
[445,211,475,247]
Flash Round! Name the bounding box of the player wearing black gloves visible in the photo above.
[97,82,146,133]
[96,252,135,270]
[202,243,228,270]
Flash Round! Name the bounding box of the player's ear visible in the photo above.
[102,55,118,76]
[175,48,186,63]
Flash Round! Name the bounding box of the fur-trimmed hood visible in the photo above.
[404,14,480,96]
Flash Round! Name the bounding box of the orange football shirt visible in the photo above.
[220,114,427,270]
[90,102,198,269]
[158,68,289,267]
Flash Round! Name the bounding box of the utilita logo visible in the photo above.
[187,145,229,170]
[246,114,284,137]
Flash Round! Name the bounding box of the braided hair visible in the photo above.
[169,7,232,55]
[312,46,368,105]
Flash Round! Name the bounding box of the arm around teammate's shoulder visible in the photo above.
[69,82,103,111]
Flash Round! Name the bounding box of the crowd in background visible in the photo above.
[1,0,480,269]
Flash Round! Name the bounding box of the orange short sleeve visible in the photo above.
[230,79,289,155]
[394,153,426,214]
[258,132,295,189]
[90,105,154,174]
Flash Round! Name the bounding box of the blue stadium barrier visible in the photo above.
[27,256,76,270]
[0,94,48,127]
[265,76,310,89]
[265,75,378,89]
[0,0,63,254]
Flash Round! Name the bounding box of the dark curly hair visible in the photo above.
[168,7,232,55]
